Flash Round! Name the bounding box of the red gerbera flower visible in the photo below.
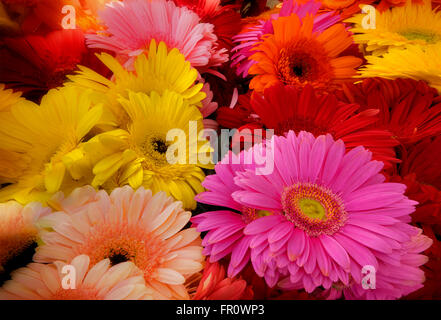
[0,29,110,101]
[400,137,441,190]
[389,137,441,229]
[391,173,441,230]
[2,0,74,34]
[336,78,441,146]
[235,84,399,169]
[220,0,268,17]
[192,261,254,300]
[217,91,256,128]
[173,0,242,50]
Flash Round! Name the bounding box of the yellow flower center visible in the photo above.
[281,183,347,236]
[241,207,273,223]
[297,198,327,220]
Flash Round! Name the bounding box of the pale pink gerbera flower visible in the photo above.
[0,201,50,271]
[35,186,204,300]
[0,255,154,300]
[87,0,228,72]
[230,131,431,298]
[231,0,340,77]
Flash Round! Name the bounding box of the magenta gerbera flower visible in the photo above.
[318,228,432,300]
[231,0,340,77]
[87,0,228,72]
[227,131,431,298]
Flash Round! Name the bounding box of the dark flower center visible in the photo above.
[292,63,307,78]
[108,250,131,266]
[152,138,168,154]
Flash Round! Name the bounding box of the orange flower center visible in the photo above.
[75,222,169,282]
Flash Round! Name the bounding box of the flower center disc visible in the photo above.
[241,207,273,223]
[297,198,327,220]
[138,131,170,168]
[281,183,347,236]
[276,39,333,87]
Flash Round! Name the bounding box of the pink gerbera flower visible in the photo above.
[192,152,256,278]
[0,255,155,300]
[35,186,204,300]
[231,0,340,77]
[318,228,432,300]
[87,0,228,72]
[229,131,431,298]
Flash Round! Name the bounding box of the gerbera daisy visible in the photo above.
[232,0,268,17]
[318,1,424,20]
[391,173,441,230]
[0,84,23,112]
[0,29,109,101]
[400,136,441,190]
[336,78,441,145]
[390,137,441,229]
[376,0,428,12]
[347,0,441,56]
[0,2,20,34]
[34,186,204,300]
[216,92,256,129]
[86,0,227,73]
[67,40,207,130]
[405,224,441,299]
[246,84,399,170]
[318,0,375,20]
[192,261,253,300]
[173,0,242,50]
[231,130,430,297]
[358,43,441,94]
[71,90,212,209]
[75,0,115,32]
[0,255,155,300]
[0,86,103,204]
[248,14,362,93]
[318,226,432,299]
[192,151,262,278]
[0,201,50,272]
[236,262,319,299]
[2,0,73,33]
[231,0,340,77]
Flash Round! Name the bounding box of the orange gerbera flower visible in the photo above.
[318,1,374,20]
[248,14,362,93]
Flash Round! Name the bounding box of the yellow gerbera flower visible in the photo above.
[347,0,441,56]
[0,86,103,204]
[0,84,24,112]
[73,90,213,210]
[358,43,441,93]
[66,40,206,129]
